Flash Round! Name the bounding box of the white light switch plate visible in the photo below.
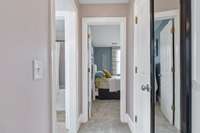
[33,59,43,80]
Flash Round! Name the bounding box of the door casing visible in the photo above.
[81,17,127,123]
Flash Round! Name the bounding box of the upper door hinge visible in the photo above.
[135,66,138,74]
[135,115,138,123]
[171,67,175,73]
[88,34,90,39]
[171,26,175,33]
[171,104,175,111]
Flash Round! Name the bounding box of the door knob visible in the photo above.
[141,84,151,92]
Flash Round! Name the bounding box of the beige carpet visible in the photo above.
[78,100,131,133]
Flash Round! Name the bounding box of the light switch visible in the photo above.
[33,59,43,80]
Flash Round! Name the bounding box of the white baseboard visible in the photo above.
[76,114,83,132]
[125,113,134,133]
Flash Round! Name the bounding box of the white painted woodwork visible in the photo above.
[160,20,173,125]
[82,17,126,123]
[56,11,78,133]
[133,0,151,132]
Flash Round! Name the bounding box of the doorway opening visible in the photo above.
[80,17,129,132]
[50,0,79,131]
[154,10,180,133]
[55,13,68,133]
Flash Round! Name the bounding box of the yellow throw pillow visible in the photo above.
[103,69,112,78]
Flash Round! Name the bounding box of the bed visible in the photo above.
[93,76,121,100]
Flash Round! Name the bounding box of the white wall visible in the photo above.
[0,0,50,133]
[192,0,200,133]
[91,25,120,47]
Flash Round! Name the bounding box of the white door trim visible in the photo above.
[155,9,181,130]
[81,17,127,123]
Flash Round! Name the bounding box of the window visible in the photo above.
[112,47,120,75]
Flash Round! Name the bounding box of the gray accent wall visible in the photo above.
[94,47,112,72]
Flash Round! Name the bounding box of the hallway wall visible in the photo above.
[154,0,179,12]
[0,0,50,133]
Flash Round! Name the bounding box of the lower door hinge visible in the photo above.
[135,67,138,74]
[135,115,138,123]
[171,105,175,111]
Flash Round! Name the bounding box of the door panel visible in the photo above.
[160,20,173,124]
[134,0,151,133]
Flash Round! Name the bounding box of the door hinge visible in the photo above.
[135,67,138,74]
[88,68,90,72]
[171,26,175,33]
[88,34,90,39]
[135,16,138,24]
[135,115,138,123]
[171,105,175,111]
[171,67,175,73]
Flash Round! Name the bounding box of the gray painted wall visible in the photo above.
[94,47,112,72]
[0,0,50,133]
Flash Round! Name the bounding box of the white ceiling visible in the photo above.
[79,0,129,4]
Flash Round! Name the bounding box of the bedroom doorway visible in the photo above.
[80,17,127,131]
[88,25,121,118]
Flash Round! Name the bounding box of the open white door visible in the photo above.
[88,27,92,119]
[133,0,151,133]
[160,20,174,124]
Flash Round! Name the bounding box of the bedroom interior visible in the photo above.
[91,25,121,100]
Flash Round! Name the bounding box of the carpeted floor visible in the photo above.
[78,100,131,133]
[155,105,179,133]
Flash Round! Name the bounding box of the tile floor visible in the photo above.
[78,100,131,133]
